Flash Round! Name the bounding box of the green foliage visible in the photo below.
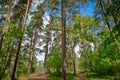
[110,60,120,75]
[46,46,62,73]
[49,72,76,80]
[92,58,111,75]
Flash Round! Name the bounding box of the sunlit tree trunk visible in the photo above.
[61,0,67,80]
[0,15,8,51]
[43,14,52,73]
[0,0,12,51]
[28,24,39,73]
[80,15,89,72]
[11,0,32,80]
[70,31,76,75]
[44,28,49,68]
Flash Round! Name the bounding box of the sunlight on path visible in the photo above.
[20,73,88,80]
[20,74,50,80]
[75,74,88,80]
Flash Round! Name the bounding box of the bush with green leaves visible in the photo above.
[92,58,111,75]
[46,47,62,73]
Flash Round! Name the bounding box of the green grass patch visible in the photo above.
[85,72,119,80]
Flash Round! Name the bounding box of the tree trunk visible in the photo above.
[0,0,12,51]
[70,31,76,75]
[80,15,89,72]
[28,25,39,73]
[0,15,9,51]
[61,0,67,80]
[43,29,49,68]
[98,0,120,53]
[107,0,120,35]
[11,0,31,80]
[2,41,14,73]
[43,14,52,73]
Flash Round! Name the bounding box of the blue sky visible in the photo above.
[27,1,96,25]
[81,2,95,16]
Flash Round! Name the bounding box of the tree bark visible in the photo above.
[70,31,76,75]
[43,14,52,72]
[0,15,9,51]
[0,0,12,51]
[61,0,67,80]
[11,0,31,80]
[43,28,49,68]
[28,25,39,73]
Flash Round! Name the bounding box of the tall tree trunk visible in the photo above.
[43,28,49,68]
[28,25,39,73]
[70,31,76,75]
[0,0,12,51]
[107,0,120,35]
[80,15,89,72]
[11,0,31,80]
[98,0,120,53]
[107,0,118,24]
[2,40,14,73]
[0,15,8,51]
[43,14,52,72]
[61,0,67,80]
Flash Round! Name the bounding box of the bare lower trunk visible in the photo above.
[11,0,31,80]
[61,0,67,80]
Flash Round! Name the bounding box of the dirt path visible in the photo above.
[20,73,87,80]
[20,74,50,80]
[75,73,88,80]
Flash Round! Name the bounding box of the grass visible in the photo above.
[85,72,119,80]
[48,72,77,80]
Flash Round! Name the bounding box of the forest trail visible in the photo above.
[20,74,50,80]
[20,73,88,80]
[75,73,88,80]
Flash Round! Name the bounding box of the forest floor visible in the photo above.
[20,73,88,80]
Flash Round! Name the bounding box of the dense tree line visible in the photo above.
[0,0,120,80]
